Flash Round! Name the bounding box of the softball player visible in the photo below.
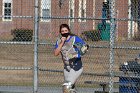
[54,24,88,93]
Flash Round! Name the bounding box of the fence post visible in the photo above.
[33,0,39,93]
[109,0,116,93]
[128,0,133,40]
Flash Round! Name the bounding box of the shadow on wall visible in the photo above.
[11,28,33,42]
[80,30,101,41]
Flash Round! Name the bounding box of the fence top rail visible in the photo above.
[0,41,140,50]
[0,16,33,18]
[0,66,32,70]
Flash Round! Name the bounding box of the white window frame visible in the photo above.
[2,0,12,21]
[78,0,86,22]
[40,0,51,22]
[93,0,95,29]
[69,0,75,22]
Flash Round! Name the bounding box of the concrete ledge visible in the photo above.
[0,91,26,93]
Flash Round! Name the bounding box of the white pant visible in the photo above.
[64,67,83,84]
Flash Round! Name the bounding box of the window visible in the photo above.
[41,0,51,22]
[79,0,86,22]
[69,0,75,22]
[102,1,110,18]
[2,0,12,21]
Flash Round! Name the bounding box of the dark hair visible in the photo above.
[59,24,70,33]
[59,24,76,36]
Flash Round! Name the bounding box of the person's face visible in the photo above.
[60,27,69,34]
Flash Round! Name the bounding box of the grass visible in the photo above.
[0,40,140,89]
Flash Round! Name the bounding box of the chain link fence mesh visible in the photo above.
[0,0,140,93]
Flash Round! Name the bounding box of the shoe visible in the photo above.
[70,88,77,93]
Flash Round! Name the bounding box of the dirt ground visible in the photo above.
[0,41,140,87]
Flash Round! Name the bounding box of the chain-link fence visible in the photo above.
[0,0,140,93]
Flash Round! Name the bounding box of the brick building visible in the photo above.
[0,0,139,41]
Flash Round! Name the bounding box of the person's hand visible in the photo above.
[54,37,66,56]
[61,37,66,43]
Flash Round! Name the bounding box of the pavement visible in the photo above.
[0,86,119,93]
[0,86,95,93]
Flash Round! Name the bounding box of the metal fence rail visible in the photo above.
[0,0,140,93]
